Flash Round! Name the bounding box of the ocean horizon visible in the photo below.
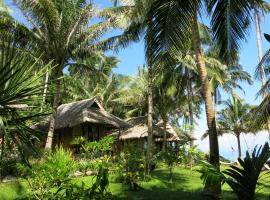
[196,131,269,162]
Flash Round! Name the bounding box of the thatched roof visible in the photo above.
[34,97,130,131]
[118,123,163,140]
[111,116,178,140]
[156,121,180,141]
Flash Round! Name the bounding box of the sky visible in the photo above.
[4,0,270,161]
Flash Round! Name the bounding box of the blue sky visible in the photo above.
[5,0,270,160]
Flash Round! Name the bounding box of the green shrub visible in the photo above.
[158,145,180,182]
[18,146,76,199]
[73,136,115,174]
[0,158,19,179]
[72,136,115,159]
[18,146,114,199]
[114,144,145,191]
[179,145,205,167]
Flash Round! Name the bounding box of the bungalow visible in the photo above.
[111,116,180,151]
[34,97,130,149]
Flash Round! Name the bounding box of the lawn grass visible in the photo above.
[0,166,269,200]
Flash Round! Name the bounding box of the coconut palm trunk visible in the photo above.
[41,71,49,112]
[187,71,195,167]
[192,13,221,197]
[162,118,167,150]
[254,10,266,85]
[187,70,195,146]
[254,9,270,141]
[236,133,241,159]
[147,63,154,175]
[45,70,62,149]
[0,133,4,180]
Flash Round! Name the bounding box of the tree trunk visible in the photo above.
[254,9,266,87]
[187,70,194,168]
[45,72,61,150]
[0,132,4,180]
[117,129,121,153]
[162,119,167,150]
[42,71,49,105]
[187,69,195,146]
[254,9,270,141]
[147,63,153,175]
[192,13,221,198]
[213,89,219,125]
[236,133,241,159]
[41,71,49,112]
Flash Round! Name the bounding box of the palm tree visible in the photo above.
[217,97,252,159]
[173,37,252,152]
[10,0,122,149]
[252,0,270,89]
[162,52,201,152]
[154,64,179,149]
[68,52,119,78]
[253,1,270,140]
[116,67,149,118]
[254,33,270,141]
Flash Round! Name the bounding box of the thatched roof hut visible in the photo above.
[110,116,178,141]
[34,97,130,131]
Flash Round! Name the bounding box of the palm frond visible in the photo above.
[209,0,252,63]
[145,0,196,63]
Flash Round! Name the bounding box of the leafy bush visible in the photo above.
[0,158,19,179]
[72,136,115,159]
[158,145,180,182]
[114,144,145,191]
[72,136,115,174]
[18,146,76,199]
[18,146,114,199]
[179,145,205,167]
[199,142,270,200]
[43,165,113,200]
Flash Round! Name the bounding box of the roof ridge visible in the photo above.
[58,97,96,108]
[126,115,147,122]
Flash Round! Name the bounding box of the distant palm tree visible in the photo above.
[252,0,270,89]
[68,52,119,79]
[217,97,252,159]
[115,67,148,118]
[253,32,270,140]
[253,1,270,140]
[174,39,252,147]
[154,63,180,149]
[63,73,127,116]
[246,0,270,139]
